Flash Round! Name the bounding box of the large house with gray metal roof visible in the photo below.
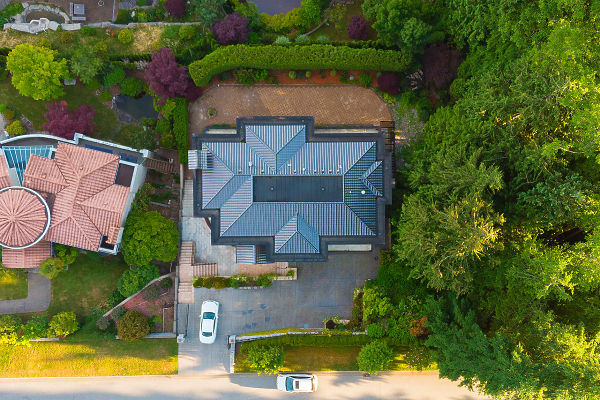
[188,117,392,263]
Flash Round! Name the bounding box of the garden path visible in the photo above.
[188,84,392,134]
[0,272,51,315]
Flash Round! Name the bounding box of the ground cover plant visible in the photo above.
[0,268,28,301]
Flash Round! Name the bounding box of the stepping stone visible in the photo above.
[247,309,253,314]
[260,304,266,309]
[265,317,270,322]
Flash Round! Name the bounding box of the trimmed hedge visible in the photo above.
[173,98,188,163]
[189,44,411,87]
[239,334,418,353]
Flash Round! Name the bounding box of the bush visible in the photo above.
[81,26,95,36]
[189,44,411,87]
[338,70,349,83]
[99,90,112,101]
[111,306,127,322]
[347,15,369,40]
[103,66,126,87]
[449,78,467,99]
[6,121,25,136]
[96,316,110,331]
[295,34,310,43]
[49,312,80,338]
[288,70,296,79]
[37,39,52,49]
[214,277,228,289]
[286,270,295,278]
[256,273,277,288]
[330,69,337,76]
[39,258,65,279]
[156,119,171,134]
[86,77,102,91]
[61,32,74,43]
[160,277,173,289]
[316,35,329,43]
[0,105,5,113]
[357,340,394,375]
[165,0,186,18]
[247,346,284,375]
[377,72,400,95]
[117,310,151,341]
[143,284,161,302]
[118,29,133,44]
[274,36,290,44]
[191,276,205,288]
[55,244,78,265]
[173,98,188,163]
[213,13,250,45]
[161,133,174,148]
[94,41,108,53]
[4,109,14,119]
[366,323,384,338]
[120,77,143,97]
[0,315,22,345]
[359,73,372,87]
[106,290,125,308]
[305,71,311,78]
[137,0,147,5]
[226,277,242,289]
[179,25,195,40]
[117,265,161,298]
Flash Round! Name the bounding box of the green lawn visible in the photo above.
[0,339,178,377]
[0,79,120,139]
[310,1,379,42]
[0,269,28,301]
[234,345,435,373]
[44,252,129,319]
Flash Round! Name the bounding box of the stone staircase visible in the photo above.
[182,180,194,217]
[177,241,218,304]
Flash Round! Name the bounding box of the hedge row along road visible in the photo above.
[189,44,412,87]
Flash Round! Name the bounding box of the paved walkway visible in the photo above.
[189,85,392,135]
[253,0,302,15]
[0,272,51,315]
[177,250,380,374]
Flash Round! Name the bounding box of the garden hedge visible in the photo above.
[239,334,419,353]
[173,98,188,163]
[189,44,412,87]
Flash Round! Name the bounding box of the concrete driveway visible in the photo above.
[178,251,380,375]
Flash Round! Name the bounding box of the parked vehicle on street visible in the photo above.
[199,300,219,344]
[277,373,318,393]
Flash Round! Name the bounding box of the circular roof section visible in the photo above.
[0,186,50,249]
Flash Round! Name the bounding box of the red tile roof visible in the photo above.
[2,240,52,269]
[22,143,129,251]
[0,156,12,189]
[0,187,49,248]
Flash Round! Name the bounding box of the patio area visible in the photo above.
[11,0,115,24]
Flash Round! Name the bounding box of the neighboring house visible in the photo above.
[0,133,151,269]
[188,117,392,263]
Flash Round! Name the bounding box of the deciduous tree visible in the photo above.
[165,0,186,18]
[145,48,188,101]
[347,15,369,40]
[43,101,97,140]
[70,47,103,85]
[121,210,178,267]
[6,44,68,100]
[192,0,226,27]
[212,13,250,45]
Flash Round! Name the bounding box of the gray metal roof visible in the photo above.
[192,117,391,262]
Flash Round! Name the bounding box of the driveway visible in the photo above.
[178,250,380,375]
[189,85,392,135]
[0,272,50,315]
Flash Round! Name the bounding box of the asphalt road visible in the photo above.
[0,372,492,400]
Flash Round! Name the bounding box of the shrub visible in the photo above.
[99,90,112,101]
[347,15,369,40]
[359,72,372,87]
[0,315,22,345]
[145,48,188,100]
[117,265,161,297]
[143,284,161,301]
[405,344,431,371]
[49,312,80,337]
[94,41,108,53]
[106,290,125,308]
[449,78,467,99]
[295,34,310,43]
[4,109,14,119]
[410,316,429,337]
[377,72,400,95]
[274,36,290,44]
[316,35,329,43]
[213,277,228,289]
[165,0,186,18]
[61,32,74,43]
[117,310,151,341]
[141,118,157,127]
[121,77,143,97]
[288,70,296,79]
[173,98,188,162]
[179,25,195,40]
[96,316,110,330]
[247,346,284,375]
[357,340,394,375]
[420,43,463,89]
[305,71,311,78]
[103,66,126,87]
[81,26,95,36]
[338,70,349,83]
[55,244,78,265]
[161,132,174,148]
[43,101,96,140]
[330,69,337,76]
[137,0,147,5]
[191,276,205,288]
[202,276,216,289]
[226,277,242,289]
[256,273,277,287]
[39,258,65,279]
[156,119,172,133]
[118,29,133,44]
[160,277,173,289]
[286,270,295,278]
[111,306,128,322]
[366,323,384,338]
[86,77,102,91]
[346,318,360,330]
[6,120,25,136]
[37,38,52,49]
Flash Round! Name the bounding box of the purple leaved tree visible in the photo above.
[145,48,189,102]
[165,0,186,18]
[347,15,369,41]
[212,13,250,45]
[43,101,97,140]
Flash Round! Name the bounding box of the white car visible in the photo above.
[199,300,219,344]
[277,373,318,393]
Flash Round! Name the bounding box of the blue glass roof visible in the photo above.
[3,146,54,184]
